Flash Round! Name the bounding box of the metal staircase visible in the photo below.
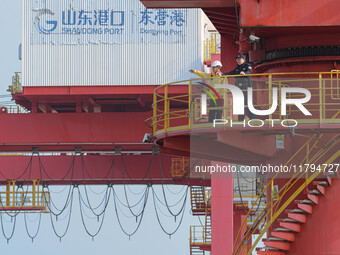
[191,186,210,215]
[257,177,332,255]
[190,186,211,255]
[233,133,340,255]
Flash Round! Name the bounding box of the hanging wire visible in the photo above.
[0,213,17,242]
[152,186,189,208]
[87,185,109,195]
[38,153,76,181]
[0,154,33,180]
[79,153,115,181]
[78,185,111,214]
[41,150,76,216]
[0,148,200,240]
[112,186,149,237]
[48,186,75,240]
[151,186,187,236]
[24,211,42,241]
[77,187,108,239]
[48,185,69,194]
[127,185,148,195]
[119,152,152,217]
[156,152,190,217]
[80,155,113,217]
[165,185,187,195]
[120,152,155,183]
[0,152,35,218]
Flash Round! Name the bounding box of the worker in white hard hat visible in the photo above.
[190,60,223,77]
[189,60,225,122]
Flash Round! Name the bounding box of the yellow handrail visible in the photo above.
[8,72,22,95]
[247,148,340,255]
[233,133,340,255]
[0,180,50,213]
[204,33,221,61]
[147,71,340,137]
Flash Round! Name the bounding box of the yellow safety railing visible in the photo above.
[146,71,340,137]
[191,186,211,212]
[190,225,211,246]
[0,180,50,213]
[8,72,22,95]
[171,157,190,178]
[331,69,340,99]
[233,176,265,199]
[204,33,220,62]
[233,133,340,255]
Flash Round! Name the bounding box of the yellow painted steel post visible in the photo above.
[6,181,10,207]
[338,71,340,98]
[164,84,169,133]
[188,81,192,130]
[37,180,40,206]
[12,180,16,206]
[210,36,215,54]
[252,178,254,197]
[278,82,282,121]
[323,79,326,120]
[268,74,273,121]
[32,180,37,207]
[245,217,248,255]
[270,180,273,227]
[319,73,323,126]
[306,142,310,182]
[153,90,157,136]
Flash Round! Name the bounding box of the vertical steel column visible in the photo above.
[6,181,10,207]
[211,164,233,255]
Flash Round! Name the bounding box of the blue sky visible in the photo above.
[0,1,199,254]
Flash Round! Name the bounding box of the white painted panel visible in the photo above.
[22,0,205,86]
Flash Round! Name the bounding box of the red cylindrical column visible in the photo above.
[211,163,234,255]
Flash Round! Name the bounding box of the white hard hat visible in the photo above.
[211,61,222,68]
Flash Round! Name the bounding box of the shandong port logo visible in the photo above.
[34,9,58,34]
[201,84,312,127]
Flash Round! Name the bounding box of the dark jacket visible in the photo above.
[223,63,253,88]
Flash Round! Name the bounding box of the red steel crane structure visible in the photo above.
[1,0,340,254]
[139,1,340,255]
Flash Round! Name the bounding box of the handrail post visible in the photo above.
[6,181,10,207]
[32,180,37,207]
[319,73,323,126]
[37,180,40,206]
[270,179,273,227]
[12,180,16,206]
[323,78,326,120]
[269,74,273,121]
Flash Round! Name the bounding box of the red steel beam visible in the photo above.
[0,112,152,152]
[21,85,189,96]
[238,0,340,27]
[202,8,237,19]
[0,155,206,185]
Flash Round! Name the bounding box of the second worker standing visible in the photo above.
[223,54,255,121]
